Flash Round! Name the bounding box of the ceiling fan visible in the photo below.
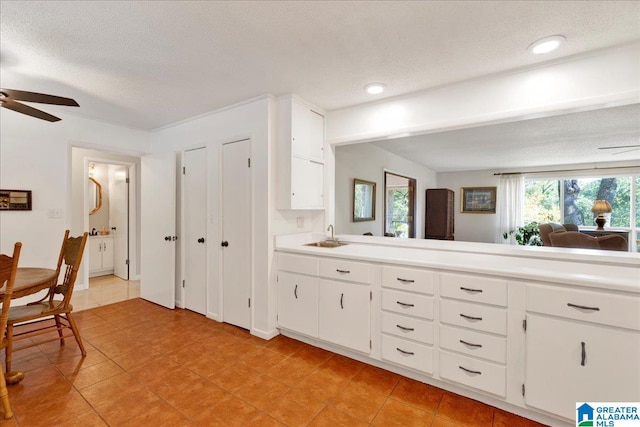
[0,88,79,122]
[598,144,640,155]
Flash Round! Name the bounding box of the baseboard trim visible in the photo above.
[251,328,279,340]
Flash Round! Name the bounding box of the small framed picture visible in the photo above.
[461,187,496,214]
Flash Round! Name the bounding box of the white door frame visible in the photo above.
[82,157,137,288]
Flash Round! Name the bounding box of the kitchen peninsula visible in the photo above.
[275,233,640,427]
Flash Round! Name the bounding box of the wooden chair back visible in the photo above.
[0,243,22,333]
[0,242,22,419]
[50,231,88,309]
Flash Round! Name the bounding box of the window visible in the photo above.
[524,173,639,251]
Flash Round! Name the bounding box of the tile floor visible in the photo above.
[72,275,141,312]
[1,284,547,426]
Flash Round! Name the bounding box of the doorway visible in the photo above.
[384,171,416,238]
[86,160,133,281]
[222,139,252,329]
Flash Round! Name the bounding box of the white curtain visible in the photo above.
[496,174,525,244]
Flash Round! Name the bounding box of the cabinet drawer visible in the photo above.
[527,284,640,331]
[381,311,434,345]
[382,265,435,295]
[319,258,371,284]
[440,273,507,307]
[439,351,506,397]
[278,253,318,276]
[382,289,434,320]
[439,324,506,364]
[381,334,433,374]
[440,299,507,335]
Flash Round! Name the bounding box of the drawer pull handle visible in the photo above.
[340,293,344,309]
[294,284,298,299]
[396,324,415,332]
[581,341,586,366]
[397,278,415,283]
[567,303,600,312]
[460,286,483,293]
[460,313,482,321]
[459,366,482,375]
[396,348,414,356]
[397,301,415,307]
[336,269,350,274]
[460,339,482,348]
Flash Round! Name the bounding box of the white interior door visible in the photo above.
[141,151,176,309]
[222,140,251,329]
[183,148,207,315]
[110,165,129,280]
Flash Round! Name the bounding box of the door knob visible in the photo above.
[221,241,229,247]
[164,236,171,241]
[198,238,205,243]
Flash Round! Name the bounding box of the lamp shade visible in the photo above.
[591,200,612,214]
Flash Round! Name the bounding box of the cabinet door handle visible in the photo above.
[460,339,483,348]
[294,284,298,299]
[460,286,483,293]
[459,366,482,375]
[396,324,415,331]
[103,242,106,251]
[396,301,415,307]
[336,269,350,274]
[567,303,600,312]
[460,313,482,321]
[581,341,586,366]
[340,293,344,309]
[396,348,414,356]
[397,278,415,283]
[98,243,102,252]
[197,237,205,243]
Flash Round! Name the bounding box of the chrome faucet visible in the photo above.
[327,224,335,242]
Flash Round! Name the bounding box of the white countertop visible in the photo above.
[275,233,640,293]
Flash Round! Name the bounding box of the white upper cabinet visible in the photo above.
[291,100,324,162]
[277,95,325,210]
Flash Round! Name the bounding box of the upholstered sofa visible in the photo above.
[538,223,579,246]
[548,231,628,251]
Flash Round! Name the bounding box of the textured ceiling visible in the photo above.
[371,104,640,172]
[1,1,639,131]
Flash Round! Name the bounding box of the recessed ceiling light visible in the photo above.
[365,83,386,95]
[528,35,565,55]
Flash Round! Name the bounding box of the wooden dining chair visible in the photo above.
[0,242,22,419]
[5,231,88,374]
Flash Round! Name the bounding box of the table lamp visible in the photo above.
[591,199,612,230]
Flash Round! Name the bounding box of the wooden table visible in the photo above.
[0,268,57,299]
[0,268,57,384]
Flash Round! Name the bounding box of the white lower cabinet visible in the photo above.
[277,272,319,338]
[319,279,370,353]
[525,313,640,420]
[89,236,114,277]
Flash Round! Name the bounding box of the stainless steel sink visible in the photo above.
[304,240,348,248]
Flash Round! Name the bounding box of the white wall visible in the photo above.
[436,170,500,243]
[335,143,436,237]
[0,110,150,300]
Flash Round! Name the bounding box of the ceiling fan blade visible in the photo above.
[1,98,61,122]
[0,88,79,106]
[598,144,640,150]
[611,148,640,155]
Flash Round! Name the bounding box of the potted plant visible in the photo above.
[503,222,543,246]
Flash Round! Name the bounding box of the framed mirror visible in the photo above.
[353,178,376,222]
[89,177,102,215]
